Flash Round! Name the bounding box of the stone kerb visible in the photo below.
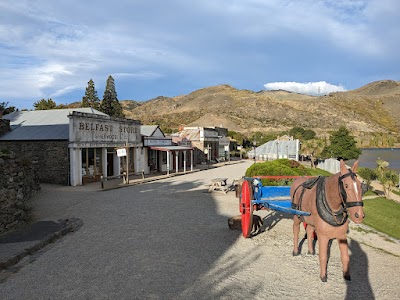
[0,151,40,234]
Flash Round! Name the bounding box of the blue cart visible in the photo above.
[240,176,312,238]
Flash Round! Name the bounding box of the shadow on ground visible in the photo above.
[1,167,263,299]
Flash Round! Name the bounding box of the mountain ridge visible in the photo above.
[121,80,400,145]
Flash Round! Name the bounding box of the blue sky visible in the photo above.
[1,0,399,110]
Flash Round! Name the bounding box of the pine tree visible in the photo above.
[0,102,16,115]
[33,98,57,110]
[99,75,124,118]
[82,79,100,109]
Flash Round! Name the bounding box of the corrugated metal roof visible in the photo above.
[248,139,300,158]
[172,128,200,141]
[0,108,107,141]
[140,125,159,137]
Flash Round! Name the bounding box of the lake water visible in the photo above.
[348,148,400,172]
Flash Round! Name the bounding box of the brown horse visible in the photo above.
[290,160,364,282]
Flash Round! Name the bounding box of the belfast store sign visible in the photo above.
[68,111,141,148]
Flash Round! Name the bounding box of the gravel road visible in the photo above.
[1,160,399,299]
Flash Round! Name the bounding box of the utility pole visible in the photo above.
[253,140,257,164]
[125,141,129,184]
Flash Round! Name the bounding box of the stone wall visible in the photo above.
[0,119,10,136]
[0,140,69,185]
[0,151,40,234]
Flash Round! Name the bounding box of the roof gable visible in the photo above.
[141,125,165,137]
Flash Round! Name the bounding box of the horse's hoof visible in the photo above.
[307,251,315,255]
[320,275,327,282]
[292,251,300,256]
[343,274,351,281]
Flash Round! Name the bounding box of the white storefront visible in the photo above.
[68,111,143,186]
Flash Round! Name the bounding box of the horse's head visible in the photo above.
[339,160,365,224]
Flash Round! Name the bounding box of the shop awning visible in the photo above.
[149,146,193,151]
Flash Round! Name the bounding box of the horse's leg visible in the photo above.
[317,235,330,282]
[338,236,351,281]
[292,216,301,256]
[306,225,315,255]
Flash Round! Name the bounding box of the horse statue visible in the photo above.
[290,160,365,282]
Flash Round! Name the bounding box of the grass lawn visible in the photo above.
[362,197,400,239]
[363,190,377,197]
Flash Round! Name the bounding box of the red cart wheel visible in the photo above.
[240,180,253,238]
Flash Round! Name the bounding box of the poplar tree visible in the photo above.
[99,75,124,118]
[82,79,100,109]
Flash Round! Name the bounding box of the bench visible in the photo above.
[208,178,229,193]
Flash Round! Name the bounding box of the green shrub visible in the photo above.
[245,159,330,185]
[357,167,377,188]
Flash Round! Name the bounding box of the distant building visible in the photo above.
[247,137,300,161]
[171,126,230,163]
[142,125,193,174]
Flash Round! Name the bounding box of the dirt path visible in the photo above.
[368,180,400,203]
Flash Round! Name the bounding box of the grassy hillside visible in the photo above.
[120,80,400,145]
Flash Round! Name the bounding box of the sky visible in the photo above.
[1,0,399,110]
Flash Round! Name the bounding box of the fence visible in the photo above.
[316,158,340,174]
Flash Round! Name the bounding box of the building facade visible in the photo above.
[0,108,144,186]
[68,111,142,186]
[0,109,197,186]
[247,136,300,161]
[172,126,229,163]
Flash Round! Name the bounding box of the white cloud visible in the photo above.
[263,81,346,95]
[49,85,82,98]
[0,0,399,108]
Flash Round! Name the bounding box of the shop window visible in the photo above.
[149,149,157,171]
[95,149,102,175]
[82,148,103,182]
[161,151,167,164]
[119,148,135,173]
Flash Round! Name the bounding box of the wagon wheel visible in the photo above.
[240,180,253,238]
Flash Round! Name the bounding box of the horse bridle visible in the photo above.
[338,170,364,208]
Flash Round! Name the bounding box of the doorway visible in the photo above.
[107,153,114,176]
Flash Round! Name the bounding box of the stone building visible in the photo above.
[0,108,144,186]
[0,109,196,186]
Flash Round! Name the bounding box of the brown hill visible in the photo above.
[121,80,400,144]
